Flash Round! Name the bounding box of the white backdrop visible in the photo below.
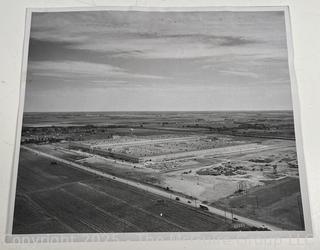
[0,0,319,249]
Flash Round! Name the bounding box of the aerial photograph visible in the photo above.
[11,10,305,234]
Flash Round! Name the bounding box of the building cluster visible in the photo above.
[69,142,140,163]
[197,162,247,176]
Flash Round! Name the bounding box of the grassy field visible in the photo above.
[211,177,305,230]
[13,149,236,234]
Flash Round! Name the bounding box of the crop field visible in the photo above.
[211,177,304,230]
[14,149,93,194]
[13,0,309,235]
[13,110,305,232]
[12,149,236,234]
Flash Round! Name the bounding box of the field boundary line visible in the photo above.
[21,145,282,231]
[80,182,189,231]
[61,188,144,232]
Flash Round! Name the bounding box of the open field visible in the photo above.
[21,111,296,143]
[30,138,297,204]
[12,6,308,236]
[211,177,304,230]
[13,111,305,232]
[13,149,239,234]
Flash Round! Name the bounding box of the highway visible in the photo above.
[21,145,282,231]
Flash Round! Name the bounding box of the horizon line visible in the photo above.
[24,109,294,113]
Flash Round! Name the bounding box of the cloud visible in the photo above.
[28,60,167,85]
[29,11,287,60]
[25,11,292,111]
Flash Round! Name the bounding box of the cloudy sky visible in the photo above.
[25,10,292,112]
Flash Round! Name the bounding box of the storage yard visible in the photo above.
[13,111,305,232]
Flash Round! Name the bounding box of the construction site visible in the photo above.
[68,134,259,163]
[13,111,305,233]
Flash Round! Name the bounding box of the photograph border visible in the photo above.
[5,5,313,243]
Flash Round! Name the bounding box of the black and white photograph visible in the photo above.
[7,7,312,239]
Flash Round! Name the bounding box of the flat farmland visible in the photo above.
[15,149,94,194]
[211,177,304,230]
[13,149,235,234]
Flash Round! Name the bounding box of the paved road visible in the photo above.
[21,145,282,231]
